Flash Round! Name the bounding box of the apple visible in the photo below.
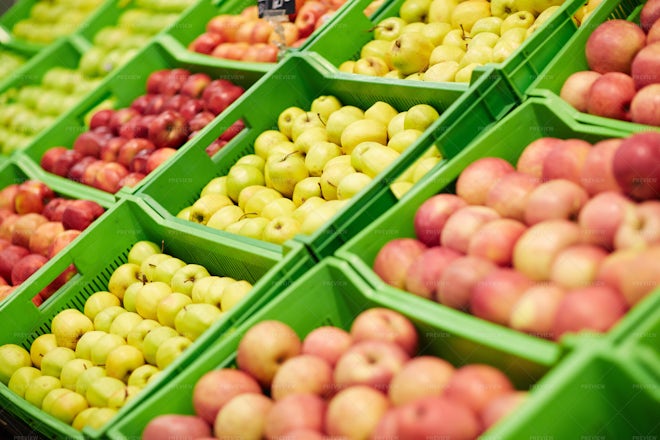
[580,138,623,196]
[83,290,121,321]
[485,171,540,221]
[443,363,515,414]
[413,194,468,246]
[264,393,326,438]
[212,392,273,438]
[72,130,112,158]
[270,354,334,400]
[550,244,609,289]
[93,305,128,333]
[0,245,30,282]
[436,255,498,311]
[631,42,660,90]
[585,19,646,74]
[8,366,42,398]
[647,12,660,42]
[127,364,161,389]
[174,303,223,341]
[29,333,57,369]
[73,365,106,397]
[587,72,637,121]
[325,385,390,438]
[74,330,106,361]
[405,246,462,299]
[579,191,637,249]
[630,84,660,126]
[108,311,144,340]
[440,205,500,253]
[523,179,589,225]
[372,238,427,290]
[641,0,660,31]
[28,221,65,257]
[470,267,535,325]
[481,391,529,431]
[86,376,127,408]
[155,335,193,370]
[90,332,126,367]
[395,395,481,440]
[51,308,94,350]
[333,340,409,392]
[0,344,32,385]
[560,70,602,113]
[193,368,262,424]
[40,346,76,379]
[143,414,212,440]
[14,180,55,215]
[509,283,567,339]
[388,355,455,406]
[615,200,660,250]
[59,358,94,391]
[612,131,660,201]
[456,157,515,206]
[300,326,352,369]
[61,199,105,231]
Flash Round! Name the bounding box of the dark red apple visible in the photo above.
[42,198,73,222]
[160,68,191,96]
[179,98,206,121]
[67,156,98,183]
[108,107,140,136]
[612,131,660,200]
[92,162,130,193]
[89,108,116,130]
[61,199,105,231]
[11,253,48,285]
[0,245,31,282]
[148,110,189,149]
[219,118,246,142]
[189,32,225,55]
[188,111,216,132]
[118,172,146,188]
[99,137,129,162]
[51,149,83,177]
[146,148,177,173]
[117,138,156,168]
[180,73,213,98]
[146,69,172,95]
[40,147,69,174]
[73,129,113,158]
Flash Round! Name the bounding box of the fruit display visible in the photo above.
[560,0,660,126]
[39,66,247,193]
[0,178,105,305]
[4,0,105,46]
[174,93,443,244]
[0,48,27,80]
[0,238,255,432]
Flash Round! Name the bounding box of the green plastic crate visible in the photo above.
[105,256,558,439]
[0,196,314,439]
[15,36,266,200]
[484,346,660,439]
[131,50,518,260]
[527,0,660,132]
[335,93,659,364]
[304,0,585,92]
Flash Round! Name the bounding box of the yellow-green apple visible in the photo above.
[403,104,440,132]
[305,141,343,176]
[107,384,141,409]
[586,72,636,121]
[86,376,126,408]
[470,267,534,325]
[277,106,306,140]
[174,303,223,341]
[40,346,76,378]
[423,61,460,82]
[244,187,284,215]
[350,141,379,172]
[500,10,534,34]
[226,164,266,203]
[190,275,233,307]
[74,365,106,397]
[513,219,582,281]
[449,0,490,33]
[236,320,302,388]
[261,198,297,220]
[615,200,660,250]
[239,185,269,211]
[360,144,400,178]
[156,292,192,328]
[387,128,423,153]
[550,244,609,289]
[122,281,145,313]
[471,16,503,35]
[126,319,161,354]
[51,308,94,350]
[108,262,143,300]
[350,307,418,356]
[155,335,192,370]
[373,238,428,289]
[192,368,262,424]
[254,130,291,159]
[8,366,41,398]
[292,197,326,224]
[141,325,179,366]
[109,311,144,340]
[170,264,210,296]
[290,111,326,142]
[220,279,253,311]
[430,44,466,65]
[206,205,245,230]
[578,191,637,249]
[336,172,372,199]
[325,106,365,145]
[140,254,171,280]
[83,290,121,321]
[422,21,453,46]
[560,70,602,113]
[399,0,432,22]
[294,126,329,155]
[509,283,567,339]
[300,199,347,234]
[93,305,128,333]
[333,340,409,392]
[325,385,390,438]
[41,388,89,424]
[214,392,274,439]
[142,414,212,440]
[364,101,400,128]
[481,391,529,431]
[189,194,235,224]
[405,246,462,299]
[435,255,498,311]
[456,157,515,205]
[301,326,353,368]
[265,152,310,198]
[310,95,343,123]
[127,364,161,389]
[428,0,457,22]
[387,111,407,138]
[612,131,660,201]
[585,19,646,74]
[373,16,407,42]
[388,356,455,406]
[443,363,515,414]
[264,393,326,438]
[90,332,125,367]
[353,56,390,76]
[59,358,94,391]
[485,171,540,221]
[630,83,660,126]
[492,39,519,62]
[270,354,334,400]
[440,205,501,253]
[135,281,173,320]
[551,285,627,341]
[580,138,622,196]
[390,32,434,76]
[523,179,589,226]
[29,333,57,369]
[320,162,356,200]
[74,330,106,361]
[395,395,480,439]
[73,407,118,431]
[24,375,62,408]
[200,176,228,198]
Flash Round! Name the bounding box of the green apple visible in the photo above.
[400,0,432,22]
[451,0,492,32]
[387,111,407,138]
[174,303,224,342]
[42,388,89,424]
[235,154,266,172]
[122,281,145,313]
[191,276,235,307]
[126,319,162,353]
[94,305,128,333]
[238,216,270,240]
[84,291,121,321]
[74,365,106,397]
[170,264,211,296]
[140,254,171,282]
[238,185,269,211]
[265,152,309,198]
[320,163,357,200]
[30,334,58,369]
[292,176,323,206]
[127,240,161,266]
[373,16,406,41]
[353,56,390,76]
[501,10,535,34]
[364,101,400,127]
[293,126,328,155]
[74,330,107,361]
[244,187,285,215]
[404,104,440,131]
[266,142,301,161]
[90,333,126,367]
[387,128,424,153]
[277,106,306,140]
[86,376,126,408]
[290,111,326,142]
[51,309,95,350]
[261,198,297,220]
[361,144,401,178]
[155,336,192,370]
[340,118,388,155]
[200,176,228,197]
[262,216,302,244]
[226,164,266,203]
[72,407,118,431]
[105,344,145,383]
[300,200,347,235]
[292,197,327,224]
[206,205,245,231]
[108,263,143,300]
[336,172,373,200]
[8,366,41,398]
[220,280,253,312]
[152,257,187,285]
[305,141,343,177]
[109,312,144,340]
[24,375,62,408]
[390,32,434,76]
[254,130,290,160]
[402,22,427,34]
[40,347,76,378]
[325,106,365,145]
[310,95,343,123]
[107,384,141,409]
[189,194,234,224]
[127,364,161,389]
[59,358,94,391]
[142,326,179,366]
[156,292,192,328]
[135,281,173,321]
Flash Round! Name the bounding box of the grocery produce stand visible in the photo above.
[0,0,659,438]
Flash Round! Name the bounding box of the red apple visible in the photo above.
[40,146,68,174]
[485,171,540,221]
[481,391,528,431]
[218,119,246,142]
[188,111,216,132]
[99,136,128,162]
[189,32,225,55]
[614,200,660,249]
[509,283,567,339]
[641,0,660,32]
[205,139,227,157]
[349,307,419,356]
[11,212,48,248]
[559,70,602,112]
[470,267,535,326]
[270,354,334,400]
[295,1,329,38]
[516,137,563,178]
[192,368,262,424]
[631,42,660,90]
[550,244,609,289]
[630,84,660,126]
[145,147,177,173]
[61,199,104,231]
[145,69,172,95]
[612,131,660,200]
[73,129,111,158]
[148,110,189,149]
[67,156,98,184]
[388,355,455,406]
[373,238,427,289]
[541,138,592,185]
[404,246,462,299]
[413,194,468,246]
[14,181,55,215]
[119,114,156,139]
[263,393,326,439]
[324,385,389,439]
[648,18,660,44]
[0,245,30,282]
[585,19,646,74]
[142,415,212,440]
[586,72,636,121]
[333,340,410,392]
[203,84,244,116]
[118,172,145,188]
[0,184,19,211]
[108,107,140,136]
[436,255,498,311]
[523,179,589,225]
[89,108,115,130]
[442,363,515,414]
[11,253,48,285]
[456,157,515,205]
[117,138,156,168]
[466,218,527,266]
[301,326,353,367]
[580,138,623,196]
[48,229,81,258]
[578,191,638,249]
[45,198,76,223]
[440,205,500,254]
[93,161,129,193]
[0,213,19,240]
[395,395,480,440]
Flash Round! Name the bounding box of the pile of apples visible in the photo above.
[0,239,254,431]
[560,0,660,126]
[188,0,383,63]
[337,0,570,82]
[175,94,442,244]
[373,131,660,341]
[0,180,105,305]
[0,49,27,80]
[9,0,104,45]
[40,68,246,193]
[142,307,528,439]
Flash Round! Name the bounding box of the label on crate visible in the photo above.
[258,0,296,17]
